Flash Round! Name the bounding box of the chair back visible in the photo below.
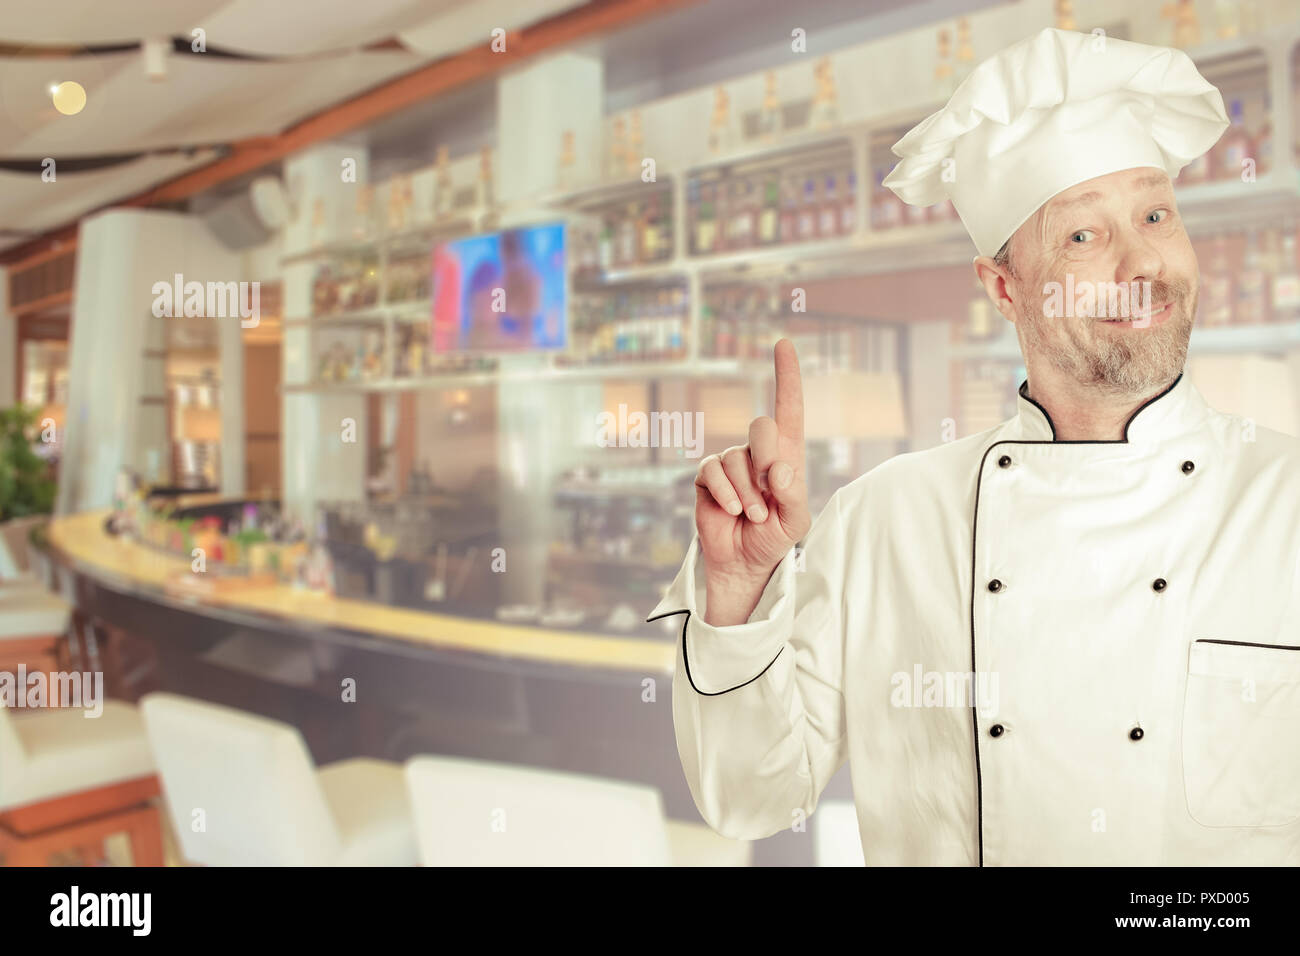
[140,693,342,865]
[405,754,672,865]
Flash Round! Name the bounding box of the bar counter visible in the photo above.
[34,509,704,820]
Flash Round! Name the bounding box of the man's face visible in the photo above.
[1004,167,1197,394]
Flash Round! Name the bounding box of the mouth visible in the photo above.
[1100,301,1172,327]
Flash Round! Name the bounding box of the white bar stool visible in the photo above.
[404,754,752,866]
[139,692,417,866]
[0,699,162,866]
[813,798,866,866]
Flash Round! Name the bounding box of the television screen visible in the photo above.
[430,221,567,353]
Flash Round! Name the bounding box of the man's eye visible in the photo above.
[1147,209,1169,223]
[1070,230,1094,244]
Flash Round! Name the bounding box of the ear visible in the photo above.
[973,255,1018,321]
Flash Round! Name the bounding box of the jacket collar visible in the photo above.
[1014,370,1208,443]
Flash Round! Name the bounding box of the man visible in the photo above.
[647,27,1300,865]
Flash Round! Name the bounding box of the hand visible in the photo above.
[694,339,811,621]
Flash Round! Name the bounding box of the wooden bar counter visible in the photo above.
[35,509,701,819]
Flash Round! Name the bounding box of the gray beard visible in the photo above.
[1018,289,1196,396]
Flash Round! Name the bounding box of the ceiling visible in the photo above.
[0,0,584,253]
[0,0,997,258]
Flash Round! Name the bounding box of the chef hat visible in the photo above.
[882,27,1228,257]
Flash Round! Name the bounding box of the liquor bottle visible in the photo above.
[735,179,756,249]
[1272,226,1300,319]
[1214,99,1255,182]
[967,275,994,341]
[819,175,839,237]
[642,195,663,262]
[953,18,975,87]
[556,130,576,192]
[871,169,903,230]
[708,86,735,155]
[618,203,638,266]
[797,177,818,240]
[759,176,780,245]
[475,146,494,212]
[780,174,799,243]
[1163,0,1201,48]
[627,111,644,178]
[696,184,717,254]
[840,170,857,235]
[933,29,956,101]
[609,116,627,181]
[809,58,839,130]
[685,178,700,254]
[1257,90,1273,175]
[1054,0,1076,30]
[1202,234,1233,327]
[433,147,453,220]
[1214,0,1239,38]
[1180,142,1211,185]
[758,72,781,143]
[1236,229,1266,325]
[598,219,614,273]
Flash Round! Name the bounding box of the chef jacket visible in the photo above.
[647,371,1300,865]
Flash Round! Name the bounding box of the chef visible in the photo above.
[647,27,1300,865]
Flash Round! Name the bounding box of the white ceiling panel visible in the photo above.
[1,49,425,158]
[0,0,226,47]
[201,0,454,56]
[0,150,219,236]
[399,0,586,59]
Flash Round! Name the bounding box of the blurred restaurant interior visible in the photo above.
[1,0,1300,867]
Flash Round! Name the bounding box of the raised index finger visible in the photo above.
[773,338,804,444]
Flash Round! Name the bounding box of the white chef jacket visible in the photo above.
[647,371,1300,865]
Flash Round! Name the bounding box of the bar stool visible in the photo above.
[813,799,866,866]
[404,754,752,866]
[0,700,162,866]
[0,590,72,677]
[139,693,418,866]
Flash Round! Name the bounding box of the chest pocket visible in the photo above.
[1182,639,1300,828]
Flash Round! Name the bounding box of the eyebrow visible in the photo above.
[1047,173,1172,213]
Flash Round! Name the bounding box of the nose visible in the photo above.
[1116,225,1166,291]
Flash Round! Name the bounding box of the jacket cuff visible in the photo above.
[647,534,796,695]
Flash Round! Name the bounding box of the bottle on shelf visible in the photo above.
[1236,229,1267,325]
[1202,234,1234,327]
[840,170,858,235]
[780,173,800,243]
[1272,224,1300,320]
[933,28,956,101]
[757,174,780,245]
[695,182,718,254]
[1214,98,1255,182]
[819,174,840,238]
[1164,0,1201,49]
[797,176,818,240]
[432,147,453,220]
[809,57,839,130]
[618,203,638,266]
[475,146,495,212]
[1214,0,1239,39]
[608,116,627,181]
[871,168,903,230]
[759,72,781,143]
[556,129,576,192]
[1257,90,1272,176]
[967,275,995,341]
[626,111,644,178]
[598,218,614,273]
[953,18,975,87]
[708,86,735,155]
[642,194,663,262]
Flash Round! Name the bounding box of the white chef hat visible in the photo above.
[882,27,1228,257]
